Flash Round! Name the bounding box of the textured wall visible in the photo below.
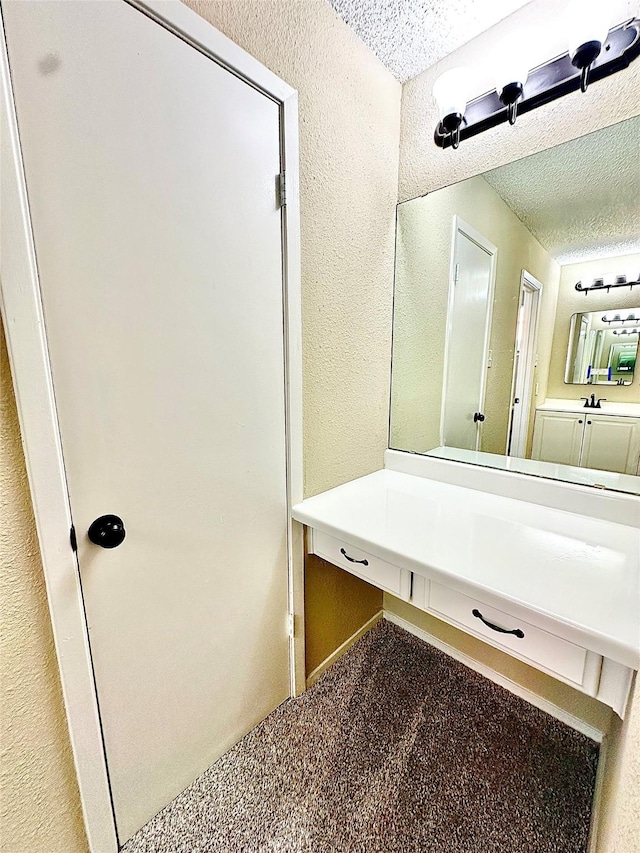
[0,319,87,853]
[599,679,640,852]
[399,0,640,203]
[390,174,559,454]
[546,253,640,404]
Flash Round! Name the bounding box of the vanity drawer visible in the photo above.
[427,582,600,693]
[311,530,411,600]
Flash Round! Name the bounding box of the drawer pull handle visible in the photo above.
[472,608,524,639]
[340,547,368,566]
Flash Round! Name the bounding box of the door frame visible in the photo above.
[440,216,498,450]
[0,2,303,851]
[506,270,543,458]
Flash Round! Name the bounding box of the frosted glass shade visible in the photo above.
[433,67,470,122]
[494,43,529,96]
[567,0,610,59]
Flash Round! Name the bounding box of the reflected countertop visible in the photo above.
[537,398,640,417]
[293,468,640,669]
[425,445,640,495]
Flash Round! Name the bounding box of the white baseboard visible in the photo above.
[306,611,383,688]
[384,610,605,743]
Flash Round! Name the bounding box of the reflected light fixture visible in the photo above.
[434,12,640,150]
[602,312,640,325]
[613,328,639,336]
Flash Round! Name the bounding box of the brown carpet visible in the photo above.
[122,619,599,852]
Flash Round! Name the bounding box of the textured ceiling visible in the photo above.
[326,0,532,82]
[483,117,640,265]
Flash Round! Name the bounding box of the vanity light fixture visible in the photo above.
[433,16,640,150]
[494,40,530,125]
[613,328,639,336]
[432,67,470,149]
[575,273,640,294]
[567,0,610,92]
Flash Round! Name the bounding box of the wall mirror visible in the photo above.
[389,116,640,494]
[565,308,639,385]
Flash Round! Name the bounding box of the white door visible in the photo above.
[581,416,640,474]
[441,219,497,450]
[507,272,541,458]
[4,1,290,843]
[531,411,585,467]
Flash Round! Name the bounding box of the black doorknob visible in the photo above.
[473,412,486,423]
[88,515,126,549]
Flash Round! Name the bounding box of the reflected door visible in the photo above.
[508,272,541,458]
[4,0,290,844]
[441,219,497,450]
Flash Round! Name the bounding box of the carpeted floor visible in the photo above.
[122,619,599,853]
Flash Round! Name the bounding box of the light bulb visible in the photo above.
[494,41,530,125]
[566,0,610,91]
[433,67,470,149]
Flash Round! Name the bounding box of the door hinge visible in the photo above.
[277,172,287,208]
[453,263,459,284]
[70,524,78,553]
[288,612,295,638]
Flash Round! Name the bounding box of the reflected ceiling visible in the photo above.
[483,117,640,265]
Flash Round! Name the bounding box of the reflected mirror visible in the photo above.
[565,309,639,385]
[390,116,640,493]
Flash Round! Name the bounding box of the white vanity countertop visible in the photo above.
[537,398,640,417]
[292,469,640,668]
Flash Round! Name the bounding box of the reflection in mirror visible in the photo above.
[390,117,640,494]
[565,309,639,385]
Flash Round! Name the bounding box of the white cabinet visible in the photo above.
[581,415,640,474]
[531,411,584,466]
[411,578,602,695]
[532,409,640,475]
[311,530,412,601]
[293,468,639,717]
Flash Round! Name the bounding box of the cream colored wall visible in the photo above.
[390,174,560,454]
[598,679,640,852]
[399,3,640,849]
[546,253,640,404]
[1,2,397,848]
[0,320,87,853]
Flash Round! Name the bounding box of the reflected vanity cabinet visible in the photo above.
[531,408,640,475]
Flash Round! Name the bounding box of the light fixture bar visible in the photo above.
[434,18,640,150]
[601,313,640,324]
[575,274,640,294]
